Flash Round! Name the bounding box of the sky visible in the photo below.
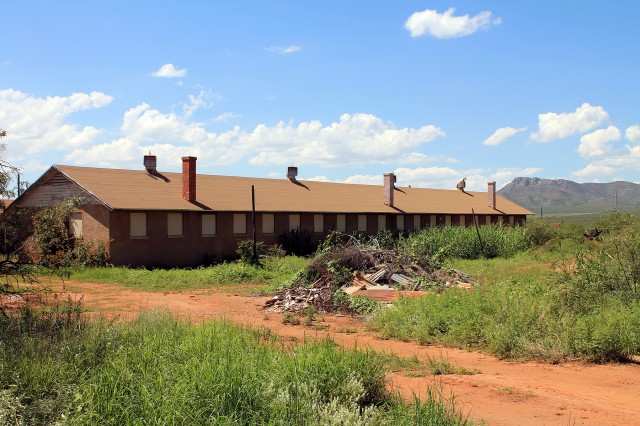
[1,1,639,192]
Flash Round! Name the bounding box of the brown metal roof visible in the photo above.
[53,164,533,215]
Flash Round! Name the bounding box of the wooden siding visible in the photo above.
[18,171,101,207]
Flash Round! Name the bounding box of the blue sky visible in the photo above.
[2,1,639,192]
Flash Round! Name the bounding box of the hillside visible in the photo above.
[498,177,640,215]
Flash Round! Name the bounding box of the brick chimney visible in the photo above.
[144,154,157,174]
[182,156,197,202]
[384,173,396,207]
[287,166,298,181]
[488,181,496,209]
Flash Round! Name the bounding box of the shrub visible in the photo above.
[279,227,319,256]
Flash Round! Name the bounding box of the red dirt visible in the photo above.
[35,280,640,425]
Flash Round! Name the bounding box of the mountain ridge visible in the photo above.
[497,177,640,215]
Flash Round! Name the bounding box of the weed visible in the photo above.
[303,305,316,326]
[282,311,301,325]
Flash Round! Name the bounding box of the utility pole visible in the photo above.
[17,173,21,197]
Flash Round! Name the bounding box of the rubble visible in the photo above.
[264,243,478,313]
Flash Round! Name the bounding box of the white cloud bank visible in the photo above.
[66,108,445,170]
[152,63,188,78]
[405,7,502,39]
[333,166,542,192]
[265,45,302,54]
[531,103,609,143]
[0,88,112,154]
[483,126,526,146]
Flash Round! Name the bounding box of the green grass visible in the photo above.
[0,308,471,425]
[55,256,308,292]
[370,253,640,362]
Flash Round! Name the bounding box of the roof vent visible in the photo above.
[456,178,466,191]
[144,155,157,173]
[287,166,298,181]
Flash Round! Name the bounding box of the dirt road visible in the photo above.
[44,280,640,426]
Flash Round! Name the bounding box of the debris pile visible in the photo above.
[264,239,477,313]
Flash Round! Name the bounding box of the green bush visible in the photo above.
[402,224,530,263]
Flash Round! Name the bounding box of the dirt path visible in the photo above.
[45,280,640,426]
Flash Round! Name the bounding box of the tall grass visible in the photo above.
[402,224,530,262]
[52,256,308,292]
[0,308,470,425]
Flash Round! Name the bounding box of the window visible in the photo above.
[485,215,492,225]
[69,212,83,238]
[289,214,300,231]
[498,216,504,225]
[413,215,420,231]
[396,215,405,231]
[130,212,147,237]
[233,213,247,234]
[313,214,324,233]
[357,214,367,232]
[509,215,515,226]
[202,214,216,236]
[378,215,386,231]
[168,213,183,237]
[459,215,466,227]
[262,213,274,234]
[337,214,346,232]
[429,215,436,227]
[445,215,451,226]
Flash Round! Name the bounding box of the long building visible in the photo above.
[8,155,532,267]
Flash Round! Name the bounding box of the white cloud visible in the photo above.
[578,125,621,158]
[0,88,112,154]
[213,112,241,122]
[405,7,502,39]
[531,103,609,143]
[241,113,444,167]
[65,105,444,170]
[265,45,302,54]
[151,63,187,78]
[573,163,616,178]
[483,127,527,146]
[625,125,640,144]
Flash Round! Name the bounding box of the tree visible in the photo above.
[0,129,19,200]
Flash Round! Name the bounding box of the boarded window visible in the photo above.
[358,214,367,232]
[313,214,324,233]
[509,215,515,226]
[202,214,216,236]
[69,212,83,238]
[445,215,451,226]
[337,214,346,232]
[485,215,492,225]
[130,213,147,237]
[459,215,466,227]
[498,216,504,225]
[378,215,386,231]
[414,215,420,231]
[168,213,183,236]
[233,213,247,234]
[289,214,300,231]
[430,215,436,227]
[396,215,405,231]
[263,213,274,234]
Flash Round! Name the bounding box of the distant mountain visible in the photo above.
[498,177,640,215]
